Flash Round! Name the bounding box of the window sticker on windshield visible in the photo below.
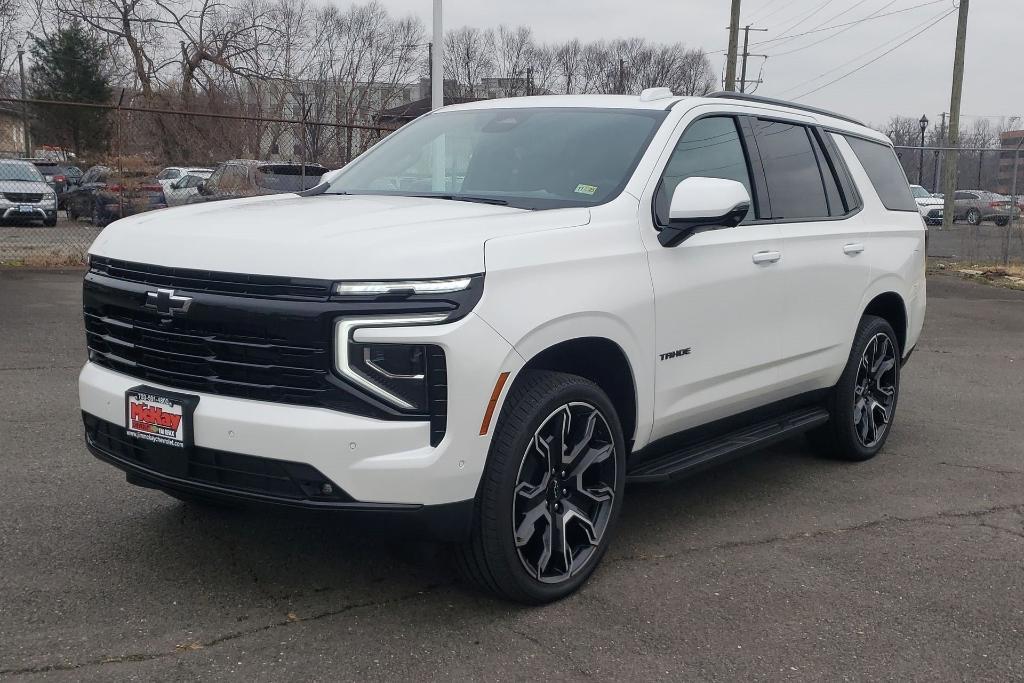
[574,183,598,196]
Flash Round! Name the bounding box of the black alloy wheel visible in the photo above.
[852,332,898,449]
[456,370,626,603]
[512,402,618,583]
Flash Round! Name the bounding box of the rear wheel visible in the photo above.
[995,216,1009,227]
[809,315,900,461]
[456,370,626,603]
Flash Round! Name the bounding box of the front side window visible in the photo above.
[158,169,180,180]
[754,119,830,220]
[326,107,667,210]
[654,116,754,225]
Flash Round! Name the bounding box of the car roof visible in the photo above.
[439,93,888,143]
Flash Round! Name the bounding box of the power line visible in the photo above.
[789,8,956,100]
[779,7,954,94]
[767,0,902,57]
[769,0,841,45]
[754,0,946,49]
[765,0,888,52]
[749,0,806,26]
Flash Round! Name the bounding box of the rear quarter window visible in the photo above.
[843,135,917,212]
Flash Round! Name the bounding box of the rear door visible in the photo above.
[640,112,785,439]
[749,118,870,391]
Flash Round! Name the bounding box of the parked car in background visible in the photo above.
[164,170,213,207]
[953,190,1021,226]
[23,159,81,210]
[65,165,166,227]
[910,184,944,225]
[191,160,327,203]
[156,166,213,193]
[0,160,58,226]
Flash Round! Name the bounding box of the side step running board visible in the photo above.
[626,407,830,484]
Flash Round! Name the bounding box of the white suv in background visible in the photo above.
[80,90,925,603]
[910,184,944,225]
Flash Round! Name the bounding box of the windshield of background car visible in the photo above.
[910,185,930,199]
[256,165,327,192]
[325,107,668,210]
[0,163,45,182]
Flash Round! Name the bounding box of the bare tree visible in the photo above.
[443,25,491,98]
[491,25,531,97]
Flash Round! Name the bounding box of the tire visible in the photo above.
[995,216,1009,227]
[456,370,626,603]
[966,208,981,226]
[809,315,901,461]
[43,217,57,227]
[92,206,108,228]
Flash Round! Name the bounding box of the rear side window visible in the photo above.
[843,136,917,211]
[752,119,829,220]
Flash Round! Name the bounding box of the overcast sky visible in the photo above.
[382,0,1018,129]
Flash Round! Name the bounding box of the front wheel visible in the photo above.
[966,208,981,226]
[809,315,901,461]
[456,370,626,603]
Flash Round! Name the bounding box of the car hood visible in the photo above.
[89,193,591,279]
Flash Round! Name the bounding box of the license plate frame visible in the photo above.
[125,385,200,449]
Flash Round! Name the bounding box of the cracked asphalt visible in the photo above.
[1,270,1022,681]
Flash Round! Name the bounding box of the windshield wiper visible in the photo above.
[412,194,509,206]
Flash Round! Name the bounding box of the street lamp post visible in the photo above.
[918,114,929,187]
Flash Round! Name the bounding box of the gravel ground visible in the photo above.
[0,270,1022,681]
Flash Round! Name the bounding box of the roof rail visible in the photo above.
[705,92,865,127]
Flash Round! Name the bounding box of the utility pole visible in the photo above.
[618,58,625,94]
[430,0,442,110]
[932,112,946,193]
[526,66,533,96]
[738,25,768,93]
[941,0,969,230]
[724,0,742,91]
[17,45,30,157]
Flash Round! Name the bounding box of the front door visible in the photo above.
[639,113,784,441]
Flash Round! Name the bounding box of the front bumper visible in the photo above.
[79,311,523,508]
[83,412,474,540]
[1,206,56,220]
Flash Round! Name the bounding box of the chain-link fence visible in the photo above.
[0,97,396,266]
[894,143,1024,269]
[1,98,1022,271]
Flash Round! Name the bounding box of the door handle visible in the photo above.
[843,242,865,255]
[752,250,782,264]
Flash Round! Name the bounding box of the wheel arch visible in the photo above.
[516,336,640,449]
[862,290,908,353]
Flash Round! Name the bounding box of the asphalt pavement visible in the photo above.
[1,270,1022,681]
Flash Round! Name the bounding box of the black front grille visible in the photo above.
[927,208,942,218]
[89,256,333,301]
[83,266,461,436]
[4,192,43,203]
[84,413,353,502]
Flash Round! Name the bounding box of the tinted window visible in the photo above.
[655,116,754,225]
[754,120,829,220]
[256,165,327,192]
[843,136,917,212]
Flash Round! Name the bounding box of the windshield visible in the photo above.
[0,163,45,182]
[910,185,931,199]
[326,107,667,210]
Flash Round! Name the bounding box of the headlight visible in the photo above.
[333,277,471,297]
[43,192,56,202]
[335,314,448,411]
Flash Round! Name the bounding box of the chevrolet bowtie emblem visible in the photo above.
[144,288,192,316]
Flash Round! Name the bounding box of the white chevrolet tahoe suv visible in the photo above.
[80,90,926,603]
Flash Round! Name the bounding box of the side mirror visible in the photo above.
[196,181,206,193]
[659,177,751,247]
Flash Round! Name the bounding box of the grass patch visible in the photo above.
[929,258,1024,291]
